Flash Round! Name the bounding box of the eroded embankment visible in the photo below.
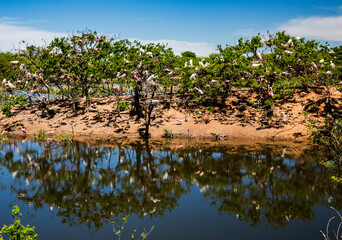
[1,87,341,141]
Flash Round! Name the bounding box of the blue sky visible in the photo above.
[0,0,342,56]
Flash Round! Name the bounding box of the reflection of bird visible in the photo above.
[281,148,286,158]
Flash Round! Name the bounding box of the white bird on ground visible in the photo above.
[281,111,286,122]
[319,59,324,64]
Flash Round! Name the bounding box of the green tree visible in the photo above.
[181,51,196,58]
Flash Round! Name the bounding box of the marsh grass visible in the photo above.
[321,207,342,240]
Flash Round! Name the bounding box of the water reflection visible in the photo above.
[0,139,341,230]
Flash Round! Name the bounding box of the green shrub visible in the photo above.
[0,132,8,142]
[163,128,174,138]
[34,129,47,141]
[0,93,26,117]
[0,105,11,117]
[264,99,274,107]
[0,206,38,240]
[118,101,129,112]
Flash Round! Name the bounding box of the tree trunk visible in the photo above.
[133,86,143,119]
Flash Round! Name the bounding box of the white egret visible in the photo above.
[330,61,335,69]
[189,59,193,67]
[190,73,197,79]
[256,52,263,60]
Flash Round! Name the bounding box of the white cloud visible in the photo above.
[279,15,342,42]
[0,20,216,56]
[129,38,216,57]
[0,22,65,52]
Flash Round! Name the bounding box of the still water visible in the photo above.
[0,139,341,240]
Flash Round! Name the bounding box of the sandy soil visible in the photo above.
[1,86,341,141]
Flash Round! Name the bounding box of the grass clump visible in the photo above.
[163,128,174,138]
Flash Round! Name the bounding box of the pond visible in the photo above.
[0,139,341,240]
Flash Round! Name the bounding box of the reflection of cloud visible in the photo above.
[129,38,216,57]
[0,22,65,51]
[279,15,342,42]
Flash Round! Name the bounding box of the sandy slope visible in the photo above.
[1,86,341,141]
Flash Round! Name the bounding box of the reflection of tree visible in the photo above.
[171,145,342,228]
[0,140,188,229]
[1,141,342,230]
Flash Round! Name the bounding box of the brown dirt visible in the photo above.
[1,86,341,141]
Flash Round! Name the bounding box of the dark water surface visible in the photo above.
[0,139,341,240]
